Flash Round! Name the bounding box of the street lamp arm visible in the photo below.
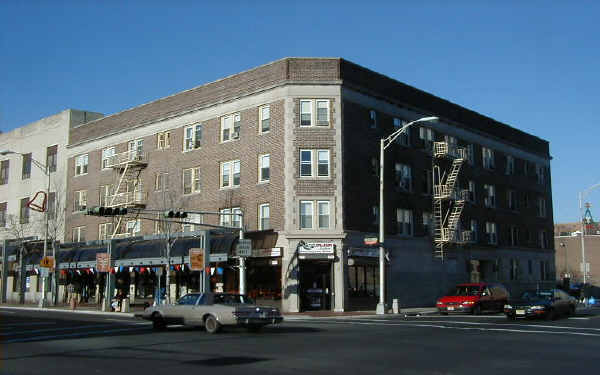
[580,181,600,203]
[382,116,438,150]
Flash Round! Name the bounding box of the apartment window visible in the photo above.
[75,154,88,176]
[299,201,313,229]
[299,149,329,178]
[1,160,9,185]
[536,164,546,185]
[422,170,433,195]
[316,100,329,126]
[483,184,495,208]
[419,127,434,150]
[126,220,141,234]
[220,160,240,188]
[99,185,113,206]
[394,118,410,146]
[221,113,240,142]
[299,200,330,230]
[540,260,549,280]
[47,192,56,220]
[46,145,57,173]
[528,260,533,275]
[445,135,457,146]
[369,110,377,129]
[259,154,270,182]
[72,226,86,242]
[508,190,518,210]
[102,147,115,169]
[219,207,241,228]
[300,100,312,126]
[395,163,412,192]
[128,139,144,160]
[300,150,312,177]
[155,173,169,191]
[300,99,330,127]
[509,225,519,246]
[73,190,87,212]
[259,105,270,133]
[318,201,330,229]
[99,223,113,240]
[422,212,432,236]
[182,213,203,232]
[468,181,476,203]
[396,208,413,236]
[372,205,379,225]
[523,193,530,209]
[505,155,515,175]
[259,203,270,230]
[470,220,478,242]
[510,259,519,280]
[183,167,201,194]
[537,197,547,218]
[157,131,171,150]
[485,222,497,244]
[466,144,475,165]
[539,230,548,249]
[482,147,495,169]
[21,153,31,179]
[0,202,6,227]
[183,124,202,151]
[317,150,330,177]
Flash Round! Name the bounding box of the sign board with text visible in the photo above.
[298,242,335,254]
[189,248,205,271]
[236,239,252,257]
[96,253,111,273]
[40,256,55,269]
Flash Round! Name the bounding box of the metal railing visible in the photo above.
[106,191,148,207]
[105,150,148,168]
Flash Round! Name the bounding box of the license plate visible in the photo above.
[447,307,454,311]
[516,309,525,315]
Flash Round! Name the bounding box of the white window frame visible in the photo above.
[369,110,377,129]
[259,154,270,183]
[299,200,331,230]
[126,219,141,234]
[183,167,201,195]
[155,172,168,192]
[508,190,518,210]
[316,100,330,126]
[484,184,495,208]
[75,154,88,176]
[317,201,330,229]
[221,113,240,142]
[183,124,202,151]
[317,150,330,177]
[299,201,314,229]
[396,208,413,236]
[300,100,313,126]
[182,213,203,232]
[72,226,86,242]
[99,222,113,240]
[505,155,515,175]
[219,207,241,228]
[393,118,410,146]
[73,190,87,212]
[395,163,412,192]
[482,147,495,169]
[259,203,270,230]
[99,184,113,206]
[466,144,475,165]
[101,147,115,170]
[157,131,171,150]
[259,105,270,133]
[419,127,434,150]
[536,164,546,184]
[220,160,240,188]
[485,222,497,245]
[299,149,313,177]
[299,99,330,127]
[127,139,144,160]
[300,149,330,178]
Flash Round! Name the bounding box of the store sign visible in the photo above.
[210,253,228,262]
[96,253,111,272]
[348,248,379,258]
[253,248,282,258]
[299,243,335,254]
[189,248,205,271]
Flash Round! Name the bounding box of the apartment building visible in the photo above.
[555,223,599,286]
[62,58,554,312]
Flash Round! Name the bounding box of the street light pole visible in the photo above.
[376,116,438,315]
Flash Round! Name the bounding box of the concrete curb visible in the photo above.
[0,306,136,318]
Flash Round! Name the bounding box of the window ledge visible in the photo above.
[183,191,202,196]
[257,180,270,185]
[182,148,200,154]
[219,186,240,191]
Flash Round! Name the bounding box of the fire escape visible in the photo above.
[432,141,472,260]
[105,147,148,238]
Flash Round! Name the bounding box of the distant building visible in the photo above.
[555,223,600,285]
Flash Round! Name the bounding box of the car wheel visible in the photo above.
[545,309,556,321]
[440,312,448,316]
[568,305,576,317]
[247,324,264,333]
[204,315,221,334]
[152,313,167,330]
[472,305,481,315]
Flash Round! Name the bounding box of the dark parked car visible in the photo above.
[436,283,509,315]
[504,289,577,321]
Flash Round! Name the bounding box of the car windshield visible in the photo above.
[213,294,255,305]
[446,286,482,296]
[521,290,553,300]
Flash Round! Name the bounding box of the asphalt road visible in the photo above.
[1,308,600,375]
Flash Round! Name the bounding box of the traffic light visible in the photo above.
[163,210,188,219]
[86,206,128,216]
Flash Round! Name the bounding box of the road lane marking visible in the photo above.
[3,326,150,344]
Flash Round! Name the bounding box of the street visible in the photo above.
[1,308,599,375]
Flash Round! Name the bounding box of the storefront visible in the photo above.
[347,248,380,311]
[298,242,336,311]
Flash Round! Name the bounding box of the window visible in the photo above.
[372,205,379,225]
[537,197,547,218]
[470,220,478,242]
[128,139,144,160]
[102,147,115,169]
[540,260,549,281]
[219,207,241,228]
[259,154,270,182]
[536,164,546,184]
[155,173,169,191]
[75,154,88,176]
[422,212,432,236]
[528,260,533,275]
[47,192,56,220]
[419,127,434,150]
[99,185,113,206]
[157,131,171,150]
[99,223,113,240]
[422,170,432,195]
[183,124,202,151]
[445,135,457,146]
[46,145,57,173]
[483,184,495,208]
[396,209,413,236]
[182,213,203,232]
[220,160,240,188]
[509,226,519,246]
[259,105,270,133]
[21,153,31,179]
[539,230,548,249]
[73,190,87,212]
[183,167,201,194]
[72,226,86,242]
[318,201,330,229]
[395,163,412,192]
[485,222,497,244]
[221,113,240,142]
[126,220,141,234]
[259,203,270,230]
[523,192,530,209]
[300,99,330,127]
[0,202,6,227]
[482,147,495,169]
[1,160,9,185]
[466,144,475,165]
[468,181,476,202]
[505,155,515,175]
[300,201,313,229]
[510,259,519,280]
[508,190,518,210]
[369,110,377,129]
[394,118,410,146]
[300,149,329,178]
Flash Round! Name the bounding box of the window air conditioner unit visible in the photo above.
[232,131,240,140]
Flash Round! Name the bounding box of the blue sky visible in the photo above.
[1,1,598,223]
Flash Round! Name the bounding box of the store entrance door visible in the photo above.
[299,260,332,311]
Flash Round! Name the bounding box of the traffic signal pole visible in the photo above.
[239,214,246,295]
